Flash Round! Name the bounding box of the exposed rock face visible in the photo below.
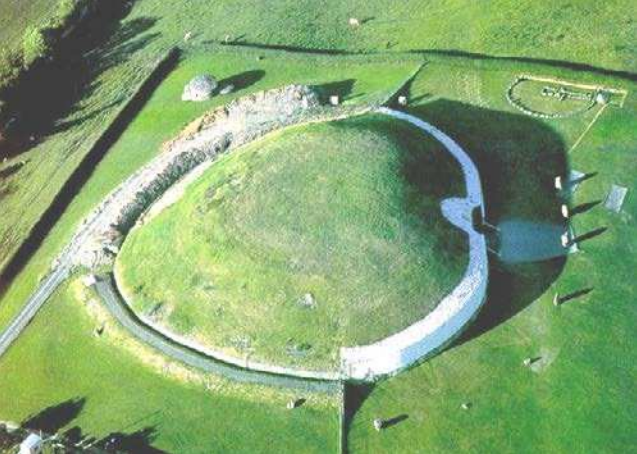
[61,84,367,270]
[182,75,218,101]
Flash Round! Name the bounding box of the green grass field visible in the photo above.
[0,0,636,452]
[127,0,637,72]
[1,49,635,453]
[0,48,420,333]
[116,114,467,371]
[0,0,53,52]
[0,278,339,453]
[346,58,637,454]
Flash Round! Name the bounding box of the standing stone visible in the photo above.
[182,75,218,101]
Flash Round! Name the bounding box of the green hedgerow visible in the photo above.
[22,25,52,68]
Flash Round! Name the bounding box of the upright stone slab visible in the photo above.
[182,75,218,101]
[605,184,628,213]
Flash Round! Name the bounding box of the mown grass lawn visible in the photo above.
[116,113,468,371]
[0,0,635,449]
[346,59,637,454]
[129,0,636,72]
[0,280,339,453]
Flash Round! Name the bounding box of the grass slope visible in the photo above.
[131,0,637,72]
[0,48,419,332]
[0,279,339,453]
[0,0,55,52]
[346,58,637,454]
[116,114,467,371]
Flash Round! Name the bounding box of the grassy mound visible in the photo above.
[116,114,468,371]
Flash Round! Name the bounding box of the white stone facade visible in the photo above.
[339,108,489,381]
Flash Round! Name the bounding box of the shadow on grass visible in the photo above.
[404,100,569,343]
[19,398,169,453]
[416,49,637,82]
[22,397,86,434]
[218,69,265,92]
[0,33,179,298]
[16,16,160,141]
[314,79,356,102]
[342,382,375,454]
[1,3,160,159]
[96,426,168,453]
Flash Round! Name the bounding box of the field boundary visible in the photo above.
[0,48,180,292]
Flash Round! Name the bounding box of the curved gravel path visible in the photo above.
[95,274,338,392]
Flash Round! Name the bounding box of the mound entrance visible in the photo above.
[115,114,469,372]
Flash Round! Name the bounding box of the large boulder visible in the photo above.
[182,75,218,101]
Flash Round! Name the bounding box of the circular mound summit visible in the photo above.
[115,114,469,373]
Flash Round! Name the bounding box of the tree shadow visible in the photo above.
[18,399,169,453]
[1,4,160,160]
[21,397,86,434]
[97,426,169,453]
[0,28,178,297]
[403,100,569,343]
[218,69,265,92]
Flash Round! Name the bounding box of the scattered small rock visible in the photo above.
[219,84,235,95]
[595,90,611,105]
[287,341,312,357]
[287,398,305,410]
[298,293,317,309]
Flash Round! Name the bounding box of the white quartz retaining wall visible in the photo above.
[60,88,487,382]
[339,107,488,381]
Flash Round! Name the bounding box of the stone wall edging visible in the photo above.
[56,86,488,383]
[338,107,489,381]
[61,84,373,381]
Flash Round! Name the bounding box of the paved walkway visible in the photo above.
[0,266,69,357]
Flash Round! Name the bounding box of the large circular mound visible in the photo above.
[115,114,468,372]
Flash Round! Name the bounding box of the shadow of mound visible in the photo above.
[218,70,265,92]
[405,100,569,342]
